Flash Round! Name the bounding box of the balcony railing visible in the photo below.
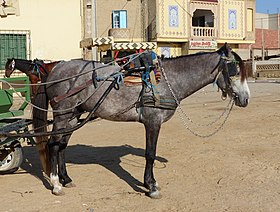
[108,28,130,42]
[191,27,216,37]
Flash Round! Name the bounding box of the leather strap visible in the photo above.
[50,79,93,107]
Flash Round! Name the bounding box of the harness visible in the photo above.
[31,59,49,79]
[49,51,177,114]
[50,61,97,107]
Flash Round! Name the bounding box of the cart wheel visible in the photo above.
[0,147,23,174]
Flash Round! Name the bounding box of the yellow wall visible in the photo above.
[0,0,82,60]
[219,0,245,40]
[157,0,188,41]
[157,43,182,57]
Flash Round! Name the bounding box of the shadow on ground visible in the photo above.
[19,144,168,194]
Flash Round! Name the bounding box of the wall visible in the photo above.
[253,29,279,49]
[95,0,142,41]
[219,0,246,41]
[0,0,82,61]
[156,0,188,42]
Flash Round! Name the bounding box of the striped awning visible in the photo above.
[80,36,157,51]
[80,37,113,48]
[112,42,157,50]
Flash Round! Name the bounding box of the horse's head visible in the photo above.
[5,58,16,77]
[215,43,250,107]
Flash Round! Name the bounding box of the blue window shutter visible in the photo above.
[112,12,114,28]
[119,10,127,28]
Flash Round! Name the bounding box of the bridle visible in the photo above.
[216,53,241,100]
[7,58,46,78]
[10,59,16,71]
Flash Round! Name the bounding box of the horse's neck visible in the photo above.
[15,59,33,75]
[45,62,58,72]
[162,53,220,101]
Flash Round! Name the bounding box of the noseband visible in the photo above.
[6,59,16,72]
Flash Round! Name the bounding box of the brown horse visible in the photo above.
[5,58,60,98]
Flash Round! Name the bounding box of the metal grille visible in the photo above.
[255,61,280,78]
[256,64,280,71]
[0,30,31,72]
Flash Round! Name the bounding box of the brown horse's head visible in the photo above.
[5,58,16,78]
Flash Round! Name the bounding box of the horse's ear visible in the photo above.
[218,42,232,56]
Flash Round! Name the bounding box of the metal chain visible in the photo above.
[178,97,233,127]
[161,67,235,138]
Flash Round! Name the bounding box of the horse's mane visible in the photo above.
[161,51,213,61]
[232,51,247,82]
[161,50,247,82]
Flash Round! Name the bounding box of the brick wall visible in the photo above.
[253,28,279,49]
[239,28,279,49]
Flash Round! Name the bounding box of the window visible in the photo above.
[0,30,30,69]
[192,10,214,27]
[228,10,237,30]
[169,6,179,27]
[161,47,171,58]
[247,8,253,32]
[112,10,127,28]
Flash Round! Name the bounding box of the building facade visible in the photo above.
[254,13,280,51]
[0,0,82,70]
[81,0,256,60]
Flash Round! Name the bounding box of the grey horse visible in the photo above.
[32,43,250,198]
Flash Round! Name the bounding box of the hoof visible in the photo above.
[147,189,162,199]
[144,182,160,190]
[146,184,162,199]
[64,182,76,188]
[52,187,65,196]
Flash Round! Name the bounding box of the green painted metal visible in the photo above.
[0,34,27,70]
[0,76,31,119]
[0,90,13,113]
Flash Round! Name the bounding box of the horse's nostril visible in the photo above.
[243,98,249,107]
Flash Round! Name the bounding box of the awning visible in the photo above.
[80,36,157,50]
[80,37,113,48]
[191,0,218,3]
[112,42,157,50]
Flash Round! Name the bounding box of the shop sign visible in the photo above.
[189,40,217,49]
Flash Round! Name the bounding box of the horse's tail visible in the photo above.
[32,79,50,176]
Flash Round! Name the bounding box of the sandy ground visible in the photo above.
[1,81,280,212]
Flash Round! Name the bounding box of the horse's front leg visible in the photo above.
[29,76,39,98]
[144,121,161,199]
[48,135,65,195]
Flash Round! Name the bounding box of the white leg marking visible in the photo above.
[50,173,63,195]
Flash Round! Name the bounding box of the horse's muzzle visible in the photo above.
[234,95,249,107]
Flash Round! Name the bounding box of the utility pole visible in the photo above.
[91,0,97,60]
[82,0,97,60]
[261,18,264,60]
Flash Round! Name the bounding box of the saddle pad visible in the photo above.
[124,76,142,86]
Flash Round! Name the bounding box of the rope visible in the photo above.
[0,51,148,114]
[3,51,146,88]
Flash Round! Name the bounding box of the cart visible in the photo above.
[0,76,34,174]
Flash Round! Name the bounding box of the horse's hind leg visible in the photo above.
[48,112,79,195]
[48,136,65,195]
[58,134,75,188]
[144,121,161,199]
